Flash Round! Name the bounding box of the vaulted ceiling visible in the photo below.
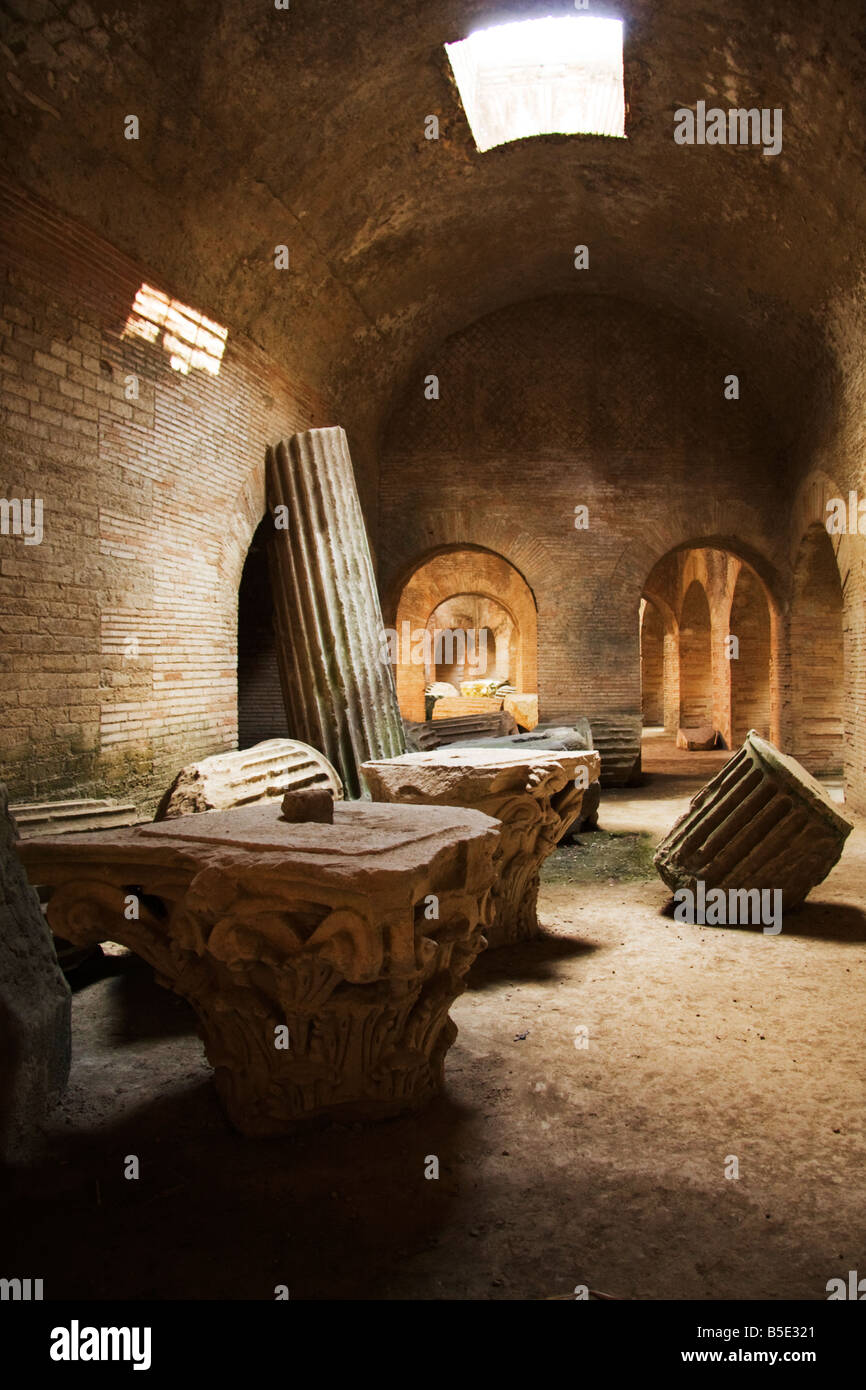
[2,0,865,465]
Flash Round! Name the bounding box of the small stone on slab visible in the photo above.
[280,788,334,823]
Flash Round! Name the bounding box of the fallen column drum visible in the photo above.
[653,730,853,910]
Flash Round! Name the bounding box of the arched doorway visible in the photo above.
[428,594,512,687]
[729,566,772,744]
[640,598,665,726]
[679,580,713,729]
[237,516,288,748]
[790,523,844,776]
[389,547,538,722]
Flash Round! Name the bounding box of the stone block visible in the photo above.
[459,679,503,697]
[654,731,853,911]
[432,695,504,720]
[589,715,643,785]
[403,711,518,751]
[502,692,539,730]
[449,722,593,754]
[676,725,718,750]
[361,747,601,947]
[425,682,459,700]
[20,802,500,1136]
[280,788,334,823]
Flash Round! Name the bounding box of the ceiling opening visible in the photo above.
[445,15,626,153]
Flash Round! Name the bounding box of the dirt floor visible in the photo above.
[4,731,865,1301]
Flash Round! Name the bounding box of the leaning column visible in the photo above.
[266,427,406,798]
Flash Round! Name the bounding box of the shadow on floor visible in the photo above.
[468,930,600,990]
[71,949,198,1043]
[658,897,866,943]
[1,1069,481,1300]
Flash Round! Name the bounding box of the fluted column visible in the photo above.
[654,731,852,908]
[266,428,406,798]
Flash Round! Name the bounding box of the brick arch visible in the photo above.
[640,587,680,733]
[640,598,666,727]
[730,565,772,744]
[644,542,782,747]
[789,468,855,582]
[789,522,845,776]
[679,579,713,729]
[389,546,538,722]
[221,464,268,597]
[427,594,513,685]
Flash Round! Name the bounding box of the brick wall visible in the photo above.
[730,566,772,746]
[644,546,778,751]
[0,177,332,811]
[379,296,789,753]
[639,601,664,727]
[789,524,844,776]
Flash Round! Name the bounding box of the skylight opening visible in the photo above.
[123,284,228,377]
[445,15,626,153]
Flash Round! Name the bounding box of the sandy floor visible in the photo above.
[4,733,865,1300]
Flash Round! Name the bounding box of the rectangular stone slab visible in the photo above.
[361,748,601,947]
[432,696,504,719]
[20,801,501,1136]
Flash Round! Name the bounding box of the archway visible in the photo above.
[237,516,288,748]
[790,523,844,776]
[428,594,512,687]
[729,566,772,744]
[640,598,665,726]
[390,547,538,722]
[679,580,713,729]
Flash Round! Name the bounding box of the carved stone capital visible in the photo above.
[361,748,601,947]
[20,802,500,1135]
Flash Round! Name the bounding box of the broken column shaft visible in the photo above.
[266,428,406,798]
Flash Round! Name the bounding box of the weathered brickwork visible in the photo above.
[379,296,790,769]
[640,600,665,727]
[645,546,779,752]
[0,178,332,810]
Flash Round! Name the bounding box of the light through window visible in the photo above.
[445,15,625,152]
[123,284,228,377]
